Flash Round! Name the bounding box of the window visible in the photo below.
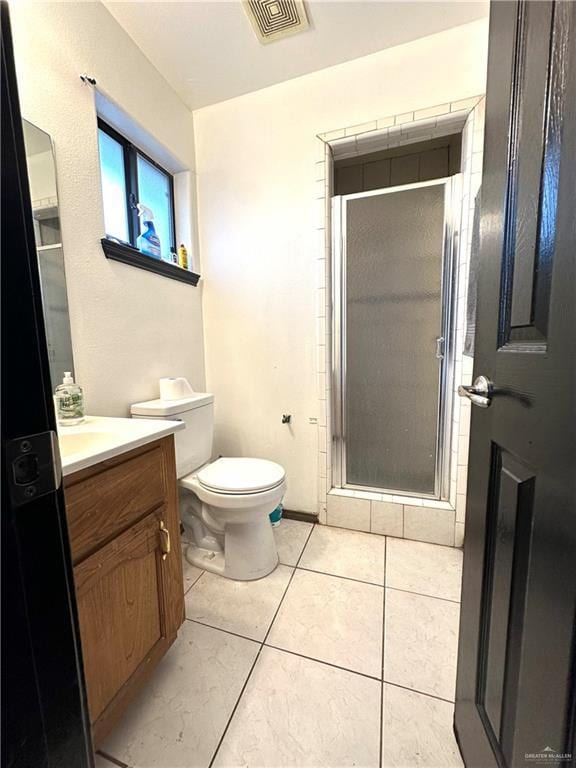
[98,120,180,263]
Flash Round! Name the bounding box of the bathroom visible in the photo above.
[3,1,575,767]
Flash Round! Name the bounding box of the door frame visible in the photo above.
[331,176,461,500]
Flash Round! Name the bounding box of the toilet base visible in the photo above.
[185,545,226,575]
[185,518,278,581]
[185,516,279,581]
[180,481,281,581]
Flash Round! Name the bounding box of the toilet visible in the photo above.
[131,393,285,580]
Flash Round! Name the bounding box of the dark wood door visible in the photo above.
[1,2,93,765]
[454,2,576,767]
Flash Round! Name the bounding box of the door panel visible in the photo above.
[477,448,535,757]
[455,2,576,766]
[502,0,569,346]
[507,1,552,336]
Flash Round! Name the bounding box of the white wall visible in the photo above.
[194,19,489,513]
[10,1,205,415]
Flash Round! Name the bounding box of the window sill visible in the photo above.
[101,238,200,286]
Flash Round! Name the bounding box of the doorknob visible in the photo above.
[458,375,493,408]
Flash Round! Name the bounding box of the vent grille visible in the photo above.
[243,0,309,44]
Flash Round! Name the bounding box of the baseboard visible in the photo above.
[282,509,318,523]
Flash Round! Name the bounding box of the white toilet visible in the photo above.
[131,393,285,580]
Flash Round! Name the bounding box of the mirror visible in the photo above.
[22,119,74,391]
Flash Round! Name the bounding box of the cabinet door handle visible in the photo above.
[159,520,171,560]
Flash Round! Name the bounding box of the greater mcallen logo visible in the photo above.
[525,746,572,762]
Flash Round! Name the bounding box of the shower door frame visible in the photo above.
[331,175,461,501]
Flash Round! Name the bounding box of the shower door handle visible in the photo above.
[435,337,445,359]
[458,375,493,408]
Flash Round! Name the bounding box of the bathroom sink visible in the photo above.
[57,415,185,476]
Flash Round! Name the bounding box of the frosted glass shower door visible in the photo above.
[340,181,448,496]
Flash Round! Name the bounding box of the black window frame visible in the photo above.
[98,118,199,286]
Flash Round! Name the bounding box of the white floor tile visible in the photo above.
[382,684,463,767]
[273,519,313,566]
[299,525,386,585]
[185,564,293,641]
[213,647,381,768]
[101,622,259,768]
[267,569,383,677]
[384,589,460,701]
[100,509,465,768]
[386,538,463,601]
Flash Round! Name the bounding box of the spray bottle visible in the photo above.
[136,204,162,260]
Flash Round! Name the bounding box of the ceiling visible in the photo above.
[104,1,489,111]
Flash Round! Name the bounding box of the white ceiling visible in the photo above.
[104,1,489,111]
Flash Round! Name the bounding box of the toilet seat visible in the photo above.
[196,457,285,495]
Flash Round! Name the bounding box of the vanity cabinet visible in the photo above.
[64,435,184,746]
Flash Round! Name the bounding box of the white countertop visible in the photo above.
[58,415,185,476]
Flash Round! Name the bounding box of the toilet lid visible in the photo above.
[197,458,285,494]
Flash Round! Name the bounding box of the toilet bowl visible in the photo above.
[130,392,285,581]
[180,458,285,580]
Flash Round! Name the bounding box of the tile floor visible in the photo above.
[97,520,464,768]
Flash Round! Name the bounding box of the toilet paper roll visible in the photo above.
[159,377,194,401]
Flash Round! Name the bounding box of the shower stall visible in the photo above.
[332,176,460,500]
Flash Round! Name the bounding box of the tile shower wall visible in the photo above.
[315,97,485,547]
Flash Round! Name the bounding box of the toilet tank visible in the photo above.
[131,393,214,479]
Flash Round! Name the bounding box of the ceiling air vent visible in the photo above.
[243,0,309,44]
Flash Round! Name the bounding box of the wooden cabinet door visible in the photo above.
[74,507,180,742]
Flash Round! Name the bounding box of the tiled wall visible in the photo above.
[334,134,461,194]
[314,97,485,548]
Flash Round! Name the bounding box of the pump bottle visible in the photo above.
[54,372,85,426]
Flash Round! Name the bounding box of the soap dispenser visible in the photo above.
[54,371,85,426]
